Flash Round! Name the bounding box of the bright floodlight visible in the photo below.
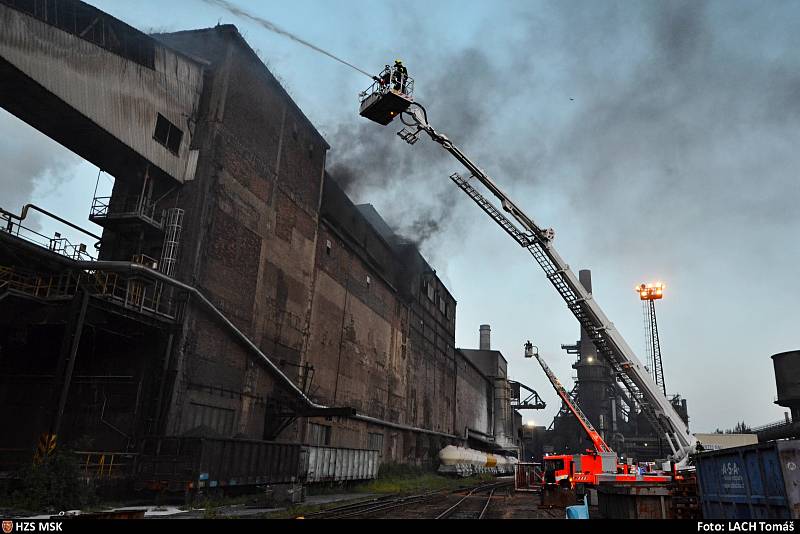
[636,282,665,301]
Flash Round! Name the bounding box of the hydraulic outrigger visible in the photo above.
[358,71,697,468]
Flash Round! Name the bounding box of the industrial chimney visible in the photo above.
[479,324,491,350]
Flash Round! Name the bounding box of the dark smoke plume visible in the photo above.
[324,0,800,265]
[325,47,507,249]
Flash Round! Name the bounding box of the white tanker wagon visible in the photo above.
[438,445,518,477]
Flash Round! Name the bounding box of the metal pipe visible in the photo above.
[353,414,457,440]
[72,260,460,440]
[1,204,102,241]
[76,260,318,405]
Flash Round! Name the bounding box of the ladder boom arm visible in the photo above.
[528,343,612,454]
[399,104,697,464]
[403,107,553,242]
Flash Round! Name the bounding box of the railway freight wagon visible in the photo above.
[134,437,303,496]
[438,445,518,477]
[695,439,800,519]
[304,445,380,483]
[134,437,380,500]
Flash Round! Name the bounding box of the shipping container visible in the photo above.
[304,445,380,483]
[134,437,303,493]
[597,484,672,519]
[695,439,800,519]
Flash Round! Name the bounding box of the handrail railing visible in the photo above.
[89,195,164,230]
[0,264,182,320]
[752,418,792,433]
[360,65,415,99]
[75,451,139,480]
[1,204,99,259]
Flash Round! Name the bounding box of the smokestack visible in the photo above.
[479,324,491,350]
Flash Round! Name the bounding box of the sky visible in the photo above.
[2,0,799,433]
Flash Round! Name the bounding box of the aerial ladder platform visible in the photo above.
[358,73,697,467]
[525,341,612,456]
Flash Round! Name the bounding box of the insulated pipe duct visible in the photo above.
[72,261,458,440]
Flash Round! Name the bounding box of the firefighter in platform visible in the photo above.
[392,59,408,93]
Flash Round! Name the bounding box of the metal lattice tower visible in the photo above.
[637,284,666,397]
[642,301,653,374]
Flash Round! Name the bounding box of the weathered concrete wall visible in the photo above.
[302,179,475,464]
[456,354,492,436]
[155,26,327,441]
[0,2,203,182]
[305,223,404,414]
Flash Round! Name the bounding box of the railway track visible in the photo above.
[304,480,512,520]
[302,490,442,519]
[435,484,497,519]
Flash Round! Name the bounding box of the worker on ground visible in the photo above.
[392,59,408,93]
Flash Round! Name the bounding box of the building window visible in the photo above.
[308,422,331,446]
[368,432,384,452]
[425,280,435,301]
[153,113,183,155]
[439,296,446,314]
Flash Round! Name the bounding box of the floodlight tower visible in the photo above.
[637,283,666,397]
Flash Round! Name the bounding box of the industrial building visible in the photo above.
[0,0,532,484]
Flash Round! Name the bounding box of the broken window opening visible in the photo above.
[153,113,183,155]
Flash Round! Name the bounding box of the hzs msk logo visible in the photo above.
[2,521,13,534]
